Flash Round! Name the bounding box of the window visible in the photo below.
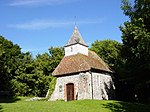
[59,85,62,92]
[71,47,73,52]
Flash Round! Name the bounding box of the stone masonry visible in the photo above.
[50,72,115,101]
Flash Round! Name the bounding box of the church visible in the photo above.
[50,26,115,101]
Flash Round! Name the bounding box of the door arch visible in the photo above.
[66,83,74,101]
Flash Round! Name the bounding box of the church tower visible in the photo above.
[64,26,88,56]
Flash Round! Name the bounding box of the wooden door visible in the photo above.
[66,83,74,101]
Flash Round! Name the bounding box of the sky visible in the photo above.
[0,0,130,56]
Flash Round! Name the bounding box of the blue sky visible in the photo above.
[0,0,130,56]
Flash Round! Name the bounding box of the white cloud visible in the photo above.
[9,0,78,6]
[8,19,73,30]
[8,18,105,30]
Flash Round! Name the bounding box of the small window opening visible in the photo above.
[59,85,62,92]
[71,47,73,52]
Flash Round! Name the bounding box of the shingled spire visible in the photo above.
[64,26,88,56]
[65,26,88,47]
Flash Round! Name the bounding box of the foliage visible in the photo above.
[48,47,64,73]
[34,53,52,96]
[90,39,122,73]
[11,52,36,96]
[121,0,150,31]
[0,36,21,96]
[0,36,64,97]
[45,47,64,98]
[46,76,57,99]
[11,47,64,97]
[1,97,150,112]
[35,53,51,76]
[120,0,150,103]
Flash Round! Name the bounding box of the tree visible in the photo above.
[11,52,36,96]
[120,0,150,103]
[90,39,122,73]
[48,47,64,73]
[0,36,21,97]
[34,47,65,97]
[11,47,64,97]
[13,52,51,97]
[0,36,64,97]
[46,47,64,98]
[35,53,51,76]
[34,53,52,96]
[121,0,150,31]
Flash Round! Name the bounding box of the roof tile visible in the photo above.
[52,50,113,76]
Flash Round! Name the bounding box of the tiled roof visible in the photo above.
[52,50,113,76]
[65,26,88,47]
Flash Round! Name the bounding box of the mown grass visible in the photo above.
[0,97,150,112]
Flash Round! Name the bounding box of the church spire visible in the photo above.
[64,26,88,56]
[65,26,88,47]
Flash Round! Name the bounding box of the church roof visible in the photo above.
[52,50,113,76]
[65,26,88,47]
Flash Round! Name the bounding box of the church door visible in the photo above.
[66,83,74,101]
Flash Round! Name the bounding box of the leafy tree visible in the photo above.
[0,36,21,97]
[12,52,51,97]
[34,48,64,97]
[12,47,64,97]
[35,53,51,76]
[0,36,64,97]
[46,47,64,98]
[34,53,52,96]
[120,0,150,103]
[48,47,64,73]
[12,52,36,96]
[121,0,150,31]
[90,39,122,73]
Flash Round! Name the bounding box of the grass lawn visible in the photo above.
[0,97,150,112]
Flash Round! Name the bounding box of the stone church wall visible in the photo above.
[50,72,115,101]
[77,72,92,100]
[92,72,115,100]
[50,74,79,101]
[50,72,92,101]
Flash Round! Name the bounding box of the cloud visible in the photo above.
[8,19,73,30]
[8,18,105,30]
[9,0,78,6]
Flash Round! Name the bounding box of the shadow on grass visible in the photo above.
[0,97,21,103]
[0,105,3,112]
[103,101,150,112]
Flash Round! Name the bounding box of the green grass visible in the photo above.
[0,97,150,112]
